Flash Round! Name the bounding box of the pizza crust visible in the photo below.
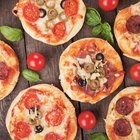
[59,38,124,104]
[114,2,140,61]
[0,41,19,100]
[13,0,86,46]
[6,84,77,140]
[105,87,140,140]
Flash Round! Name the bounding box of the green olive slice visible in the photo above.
[84,63,94,73]
[48,9,58,20]
[45,20,54,29]
[45,0,55,8]
[36,0,44,6]
[88,79,100,90]
[99,68,105,78]
[59,12,69,21]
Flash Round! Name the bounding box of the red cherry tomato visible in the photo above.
[64,0,78,16]
[14,121,31,138]
[78,111,96,130]
[98,0,119,11]
[24,93,40,109]
[27,52,46,70]
[130,64,140,81]
[132,112,140,126]
[52,22,66,39]
[23,3,40,22]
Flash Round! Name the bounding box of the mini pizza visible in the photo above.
[59,38,124,104]
[0,41,19,100]
[6,84,77,140]
[114,2,140,61]
[106,87,140,140]
[13,0,86,46]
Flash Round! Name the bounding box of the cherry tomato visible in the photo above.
[24,93,40,109]
[52,22,66,39]
[132,112,140,126]
[27,52,46,70]
[64,0,78,16]
[78,111,96,130]
[98,0,119,11]
[14,121,31,138]
[23,3,40,22]
[130,64,140,81]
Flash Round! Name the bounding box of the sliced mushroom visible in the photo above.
[48,9,58,20]
[28,117,40,125]
[59,11,69,21]
[88,79,100,90]
[45,0,55,9]
[36,0,44,6]
[84,63,94,73]
[45,20,54,29]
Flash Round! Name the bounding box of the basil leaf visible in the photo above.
[101,22,111,31]
[101,30,114,45]
[22,69,41,82]
[85,8,101,26]
[88,133,109,140]
[0,26,23,42]
[92,24,102,36]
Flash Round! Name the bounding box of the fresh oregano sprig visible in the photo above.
[85,8,114,44]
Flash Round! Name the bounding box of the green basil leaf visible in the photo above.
[0,26,23,42]
[85,8,101,26]
[22,69,41,82]
[101,30,114,45]
[88,133,109,140]
[92,24,102,36]
[101,22,111,31]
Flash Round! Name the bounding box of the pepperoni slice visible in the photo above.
[113,118,132,136]
[52,22,66,39]
[14,121,31,138]
[24,93,40,109]
[132,112,140,126]
[64,0,78,16]
[23,3,40,22]
[0,62,9,80]
[126,15,140,34]
[45,108,63,126]
[115,96,134,115]
[45,132,63,140]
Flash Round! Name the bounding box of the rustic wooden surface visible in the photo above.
[0,0,140,139]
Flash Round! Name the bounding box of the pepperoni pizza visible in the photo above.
[13,0,86,46]
[6,84,77,140]
[106,87,140,140]
[0,41,19,100]
[59,38,124,104]
[114,2,140,61]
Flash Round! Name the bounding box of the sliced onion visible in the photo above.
[45,0,55,8]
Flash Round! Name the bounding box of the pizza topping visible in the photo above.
[113,118,132,136]
[48,9,58,20]
[46,20,54,29]
[60,0,65,9]
[34,125,44,133]
[132,112,140,126]
[45,0,55,9]
[52,22,66,39]
[14,121,31,138]
[64,0,78,16]
[76,77,87,87]
[59,12,69,22]
[23,3,40,22]
[115,96,134,115]
[36,0,44,6]
[84,63,95,73]
[45,108,64,126]
[126,15,140,34]
[0,62,9,80]
[39,8,47,18]
[28,117,40,125]
[24,93,40,109]
[88,79,100,90]
[96,53,104,60]
[45,132,63,140]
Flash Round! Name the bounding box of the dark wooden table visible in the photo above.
[0,0,140,139]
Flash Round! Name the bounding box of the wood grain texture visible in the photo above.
[0,0,140,140]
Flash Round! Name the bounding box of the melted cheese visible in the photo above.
[77,55,93,64]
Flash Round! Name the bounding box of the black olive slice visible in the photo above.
[76,77,87,87]
[60,0,65,9]
[39,8,47,18]
[96,53,104,60]
[35,125,44,133]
